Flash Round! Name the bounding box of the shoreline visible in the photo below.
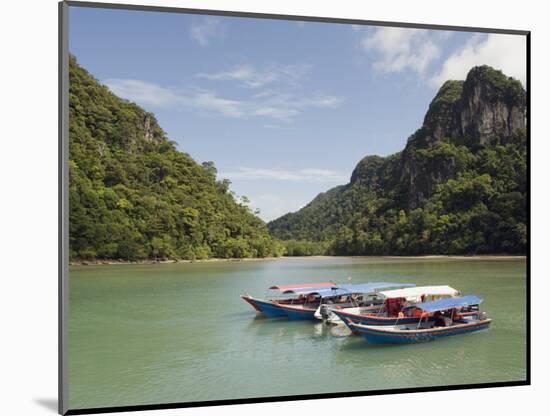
[69,254,526,266]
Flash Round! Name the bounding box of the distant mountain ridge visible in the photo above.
[268,66,527,255]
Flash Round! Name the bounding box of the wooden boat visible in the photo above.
[272,287,348,320]
[240,282,334,318]
[278,282,416,321]
[331,285,460,328]
[349,295,491,344]
[314,282,416,324]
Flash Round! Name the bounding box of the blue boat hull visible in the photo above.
[351,319,491,344]
[240,295,287,318]
[258,300,289,318]
[277,304,317,320]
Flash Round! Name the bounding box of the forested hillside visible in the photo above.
[69,56,283,261]
[269,66,527,255]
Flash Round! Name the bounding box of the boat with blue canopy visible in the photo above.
[240,282,335,318]
[331,285,460,328]
[276,282,416,321]
[348,295,491,344]
[314,282,417,323]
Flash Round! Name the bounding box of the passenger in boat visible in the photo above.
[440,310,454,326]
[434,311,446,327]
[452,308,463,322]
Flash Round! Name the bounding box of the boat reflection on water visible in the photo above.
[330,324,352,338]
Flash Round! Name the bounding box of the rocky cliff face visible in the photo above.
[458,67,525,144]
[268,65,527,253]
[414,65,526,147]
[400,65,526,208]
[142,113,164,143]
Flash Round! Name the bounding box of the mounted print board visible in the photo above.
[59,1,530,414]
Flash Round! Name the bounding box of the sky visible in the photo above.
[69,6,527,222]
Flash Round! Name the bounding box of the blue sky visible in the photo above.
[69,6,526,222]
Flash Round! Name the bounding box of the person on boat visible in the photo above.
[307,294,317,304]
[452,308,464,322]
[434,311,446,327]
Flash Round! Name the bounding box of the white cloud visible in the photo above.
[193,63,340,122]
[197,64,310,89]
[250,92,343,121]
[245,193,304,222]
[190,17,223,46]
[219,167,347,183]
[361,27,442,75]
[430,33,527,88]
[190,90,244,118]
[104,79,245,118]
[103,79,343,122]
[105,79,180,107]
[252,106,300,120]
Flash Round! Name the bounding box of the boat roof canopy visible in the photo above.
[268,282,334,292]
[273,281,415,295]
[379,285,459,300]
[290,282,415,298]
[337,282,415,294]
[411,295,483,313]
[302,288,351,298]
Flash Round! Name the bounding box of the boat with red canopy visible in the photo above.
[274,282,416,321]
[331,285,460,328]
[240,282,335,318]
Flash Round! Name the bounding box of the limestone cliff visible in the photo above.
[268,66,527,255]
[400,65,525,208]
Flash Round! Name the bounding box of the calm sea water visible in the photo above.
[69,257,527,409]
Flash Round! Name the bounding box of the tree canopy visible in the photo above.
[69,56,284,261]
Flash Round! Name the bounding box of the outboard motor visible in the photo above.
[320,305,332,322]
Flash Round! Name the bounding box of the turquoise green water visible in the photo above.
[69,257,527,409]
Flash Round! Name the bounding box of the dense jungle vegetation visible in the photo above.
[69,56,284,261]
